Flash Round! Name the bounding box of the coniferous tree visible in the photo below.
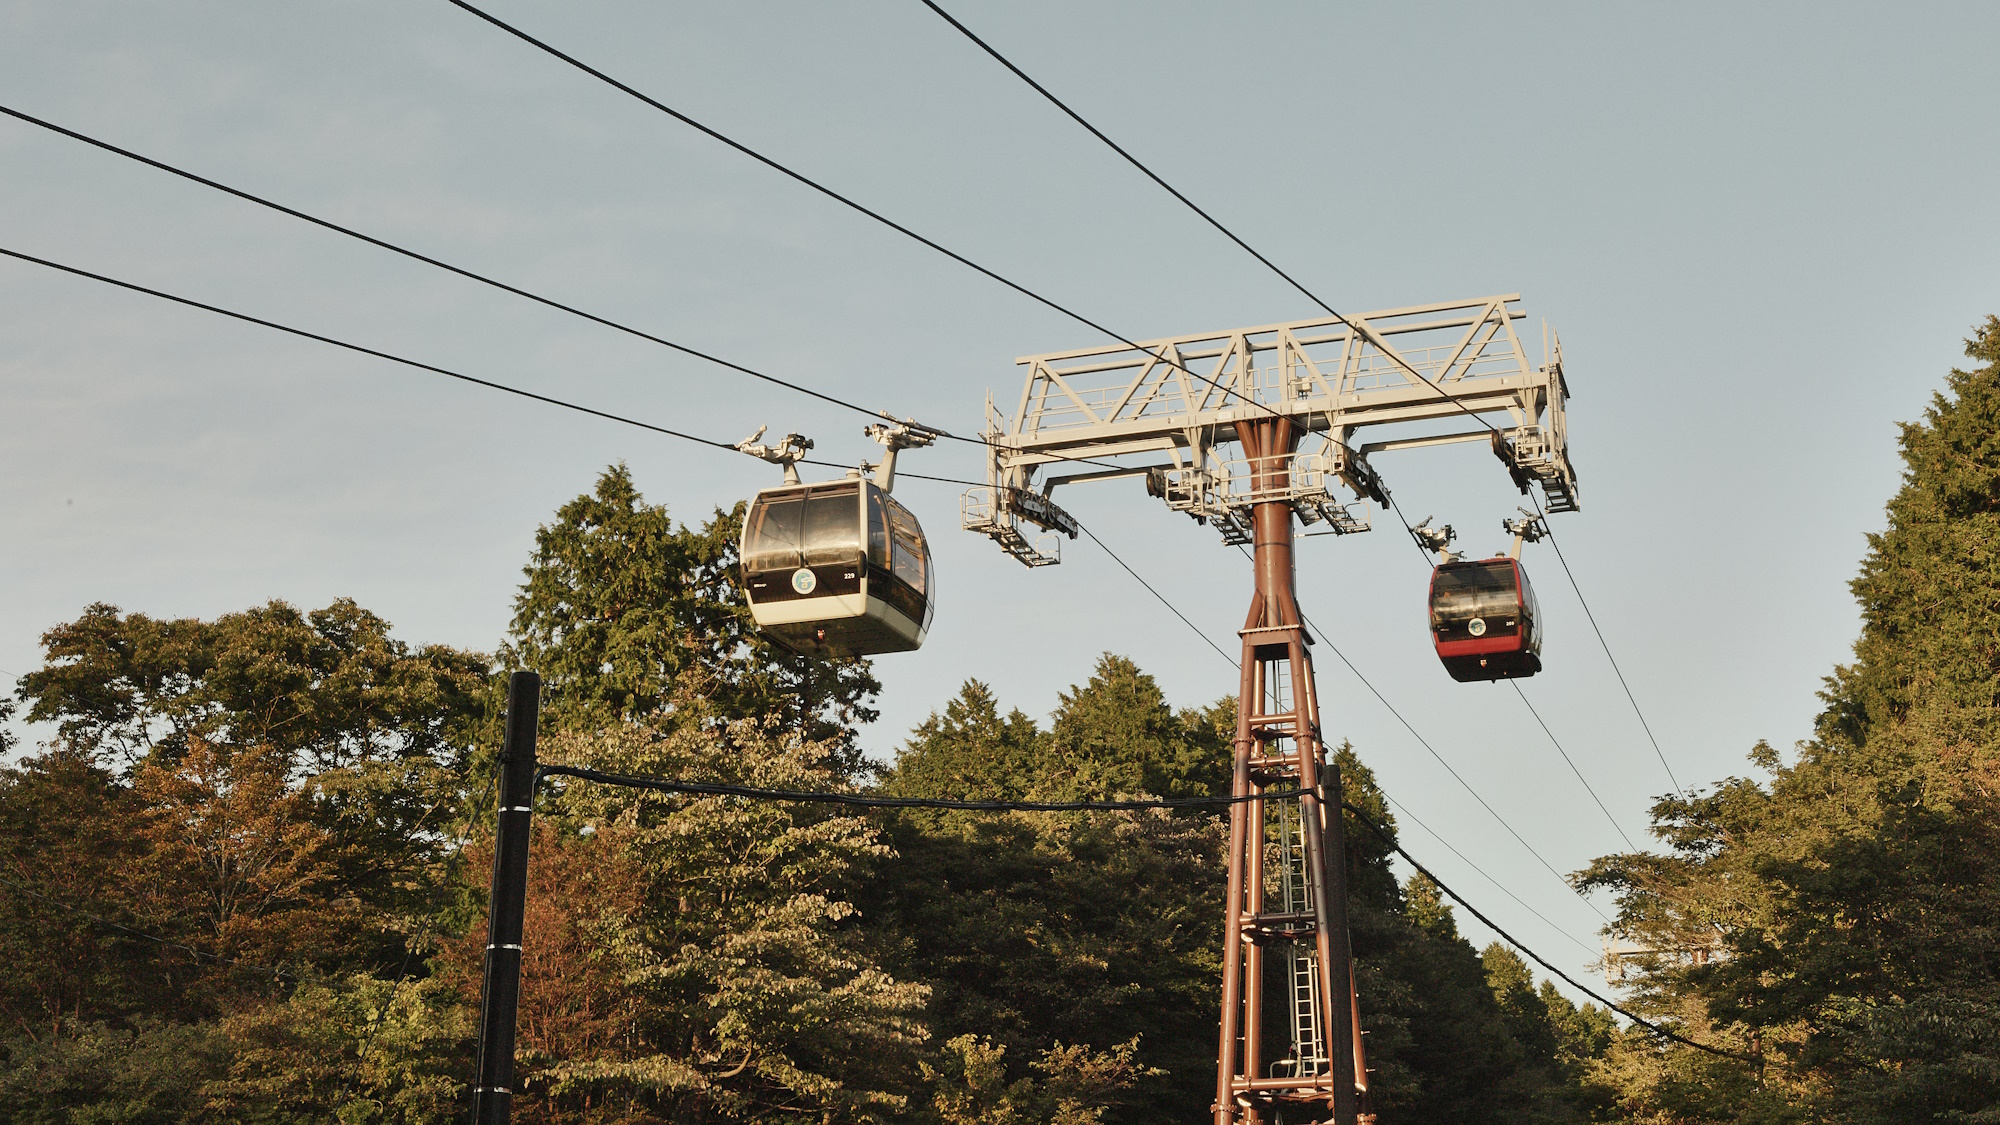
[1581,316,2000,1123]
[505,464,880,766]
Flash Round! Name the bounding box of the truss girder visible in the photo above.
[968,295,1579,558]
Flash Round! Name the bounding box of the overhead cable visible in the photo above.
[1341,801,1758,1063]
[1513,682,1641,852]
[1076,523,1238,669]
[0,246,771,455]
[913,0,1507,441]
[0,105,1186,479]
[922,2,1670,845]
[537,764,1704,1054]
[539,764,1302,810]
[1527,496,1685,795]
[0,103,939,432]
[1238,543,1610,924]
[444,0,1467,437]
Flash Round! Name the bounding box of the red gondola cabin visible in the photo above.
[1429,557,1542,682]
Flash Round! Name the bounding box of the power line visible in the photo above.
[7,245,1618,1047]
[1369,791,1596,958]
[537,763,1701,1054]
[1075,524,1238,669]
[1341,801,1757,1063]
[1059,525,1600,954]
[1513,682,1641,853]
[539,764,1300,810]
[0,246,766,455]
[1312,624,1610,923]
[0,104,1165,481]
[1529,497,1686,796]
[1075,523,1596,953]
[913,0,1509,441]
[5,234,1604,990]
[445,0,1493,442]
[920,2,1656,883]
[0,103,925,432]
[1239,543,1609,924]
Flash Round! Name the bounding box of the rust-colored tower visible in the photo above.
[1213,419,1369,1125]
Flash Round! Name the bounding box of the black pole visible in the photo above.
[472,670,540,1125]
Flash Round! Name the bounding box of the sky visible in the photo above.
[3,0,1997,1006]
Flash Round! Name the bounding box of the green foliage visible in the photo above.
[0,458,1662,1122]
[1038,655,1231,800]
[499,704,930,1123]
[17,597,488,773]
[1578,316,2000,1122]
[504,464,879,764]
[0,1019,229,1125]
[868,672,1228,1123]
[206,975,472,1124]
[919,1034,1151,1125]
[883,680,1042,804]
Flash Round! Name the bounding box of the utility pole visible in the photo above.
[964,295,1581,1124]
[472,670,541,1125]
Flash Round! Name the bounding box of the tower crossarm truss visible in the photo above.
[964,295,1579,560]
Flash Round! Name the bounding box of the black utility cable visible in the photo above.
[1236,543,1610,925]
[6,245,1597,966]
[1513,682,1641,853]
[538,764,1302,810]
[1369,788,1596,959]
[1341,800,1757,1063]
[444,0,1423,436]
[1528,496,1686,796]
[0,107,1166,477]
[1077,523,1237,669]
[932,0,1655,842]
[535,764,1688,1054]
[0,104,935,434]
[0,245,1186,635]
[0,246,767,455]
[915,0,1508,441]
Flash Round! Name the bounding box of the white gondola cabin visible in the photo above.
[740,477,934,657]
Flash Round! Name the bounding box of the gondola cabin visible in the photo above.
[740,477,933,657]
[1429,557,1542,682]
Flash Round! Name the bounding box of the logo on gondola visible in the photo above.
[1467,617,1487,637]
[791,568,818,595]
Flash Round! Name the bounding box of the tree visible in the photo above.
[16,598,488,775]
[1038,655,1230,801]
[869,669,1228,1124]
[1580,316,2000,1123]
[453,692,929,1123]
[505,464,880,766]
[919,1034,1151,1125]
[0,749,162,1037]
[881,680,1042,804]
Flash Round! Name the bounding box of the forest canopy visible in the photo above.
[3,320,1997,1123]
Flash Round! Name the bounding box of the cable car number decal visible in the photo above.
[791,567,818,595]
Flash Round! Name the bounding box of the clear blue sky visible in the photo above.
[4,0,1997,1002]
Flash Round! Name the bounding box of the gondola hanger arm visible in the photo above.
[734,426,814,485]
